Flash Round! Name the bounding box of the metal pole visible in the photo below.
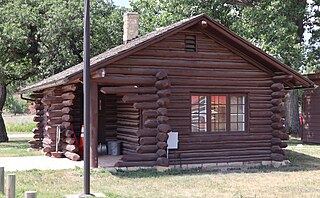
[6,174,15,198]
[83,0,90,195]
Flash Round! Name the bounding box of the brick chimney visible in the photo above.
[123,12,139,44]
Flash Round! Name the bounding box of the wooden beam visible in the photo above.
[100,86,157,94]
[90,81,98,168]
[94,76,156,86]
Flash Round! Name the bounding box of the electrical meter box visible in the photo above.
[167,131,179,149]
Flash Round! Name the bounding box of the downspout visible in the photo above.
[20,94,36,102]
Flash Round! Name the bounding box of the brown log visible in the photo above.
[62,114,73,122]
[63,151,80,161]
[42,96,63,105]
[42,138,53,145]
[137,128,158,137]
[64,130,74,138]
[46,110,64,117]
[61,92,76,100]
[96,76,156,86]
[61,84,77,92]
[157,141,167,149]
[281,133,289,140]
[32,128,43,134]
[157,124,171,133]
[271,99,282,106]
[30,93,44,98]
[48,117,63,125]
[270,83,284,91]
[271,153,284,161]
[62,122,72,130]
[61,142,78,152]
[33,134,44,139]
[271,138,281,145]
[272,130,283,138]
[117,135,139,143]
[144,119,159,128]
[271,145,284,154]
[280,142,287,148]
[139,137,158,145]
[271,91,286,99]
[272,75,293,82]
[142,110,158,119]
[271,106,285,113]
[157,98,170,107]
[91,68,106,79]
[62,100,74,107]
[156,149,167,157]
[133,102,159,109]
[156,71,168,80]
[271,114,282,122]
[156,132,168,142]
[28,140,42,145]
[33,116,43,122]
[100,86,157,94]
[34,104,44,110]
[64,138,75,145]
[61,107,73,114]
[48,104,64,110]
[36,122,45,128]
[136,145,158,153]
[157,107,168,116]
[157,116,169,124]
[42,145,52,153]
[122,154,158,161]
[122,94,159,103]
[157,89,171,97]
[271,122,284,130]
[156,157,169,166]
[45,126,57,133]
[155,79,171,90]
[36,110,45,116]
[250,111,273,117]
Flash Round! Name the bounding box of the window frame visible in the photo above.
[190,93,249,133]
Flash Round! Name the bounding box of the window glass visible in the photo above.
[191,95,246,132]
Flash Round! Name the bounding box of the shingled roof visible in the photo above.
[20,13,314,93]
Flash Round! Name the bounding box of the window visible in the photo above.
[191,94,247,132]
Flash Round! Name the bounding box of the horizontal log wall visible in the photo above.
[99,93,117,143]
[107,27,276,165]
[116,96,140,154]
[303,77,320,144]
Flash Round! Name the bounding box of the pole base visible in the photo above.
[65,193,106,198]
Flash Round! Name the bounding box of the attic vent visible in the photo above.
[185,35,197,52]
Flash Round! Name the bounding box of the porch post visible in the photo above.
[90,81,98,167]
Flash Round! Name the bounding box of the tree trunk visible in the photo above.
[285,89,302,137]
[0,80,8,142]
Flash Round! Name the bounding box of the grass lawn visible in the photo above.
[3,114,35,134]
[1,138,320,197]
[0,137,42,157]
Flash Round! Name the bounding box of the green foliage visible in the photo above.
[4,86,29,114]
[0,0,126,86]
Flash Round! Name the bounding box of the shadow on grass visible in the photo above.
[109,149,320,178]
[0,139,29,149]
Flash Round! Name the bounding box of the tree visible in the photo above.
[132,0,309,136]
[0,0,126,142]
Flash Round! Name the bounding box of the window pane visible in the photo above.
[199,96,206,104]
[238,105,245,114]
[192,123,199,132]
[219,123,226,131]
[231,123,237,131]
[231,114,237,122]
[231,104,237,113]
[237,114,245,122]
[238,96,245,104]
[199,114,207,123]
[231,96,237,104]
[191,105,199,114]
[191,96,199,104]
[199,103,207,114]
[238,123,245,131]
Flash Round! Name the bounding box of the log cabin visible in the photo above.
[20,13,314,168]
[302,73,320,144]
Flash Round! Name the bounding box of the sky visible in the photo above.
[113,0,131,8]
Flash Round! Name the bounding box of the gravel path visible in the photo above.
[0,156,83,171]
